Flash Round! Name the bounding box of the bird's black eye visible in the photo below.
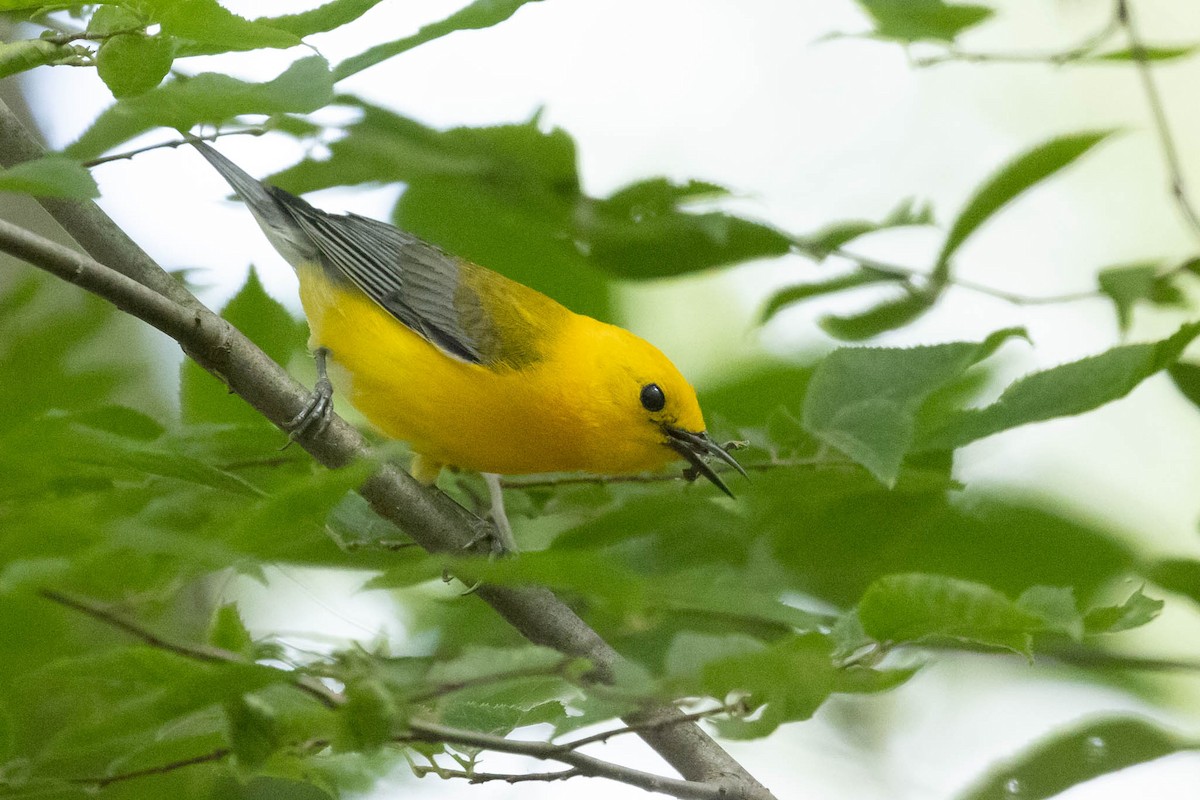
[640,383,666,412]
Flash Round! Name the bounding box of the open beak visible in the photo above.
[663,426,748,498]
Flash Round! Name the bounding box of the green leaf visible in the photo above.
[818,290,937,341]
[796,196,935,258]
[701,634,838,738]
[1145,558,1200,606]
[258,0,389,37]
[1083,587,1163,634]
[88,5,147,35]
[664,632,765,679]
[0,38,85,79]
[761,271,907,324]
[803,328,1023,485]
[1097,263,1157,331]
[1168,362,1200,408]
[583,178,793,279]
[0,155,98,199]
[934,132,1115,278]
[855,0,994,43]
[66,424,264,496]
[334,0,546,81]
[1089,45,1200,62]
[96,33,174,98]
[209,604,255,657]
[226,695,280,770]
[67,55,334,161]
[1016,586,1083,640]
[917,321,1200,451]
[858,573,1045,654]
[959,717,1198,800]
[337,680,397,752]
[139,0,299,50]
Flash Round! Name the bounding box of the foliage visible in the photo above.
[2,1,1200,799]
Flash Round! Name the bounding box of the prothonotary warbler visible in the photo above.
[188,138,745,548]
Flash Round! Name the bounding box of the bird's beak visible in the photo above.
[663,426,748,498]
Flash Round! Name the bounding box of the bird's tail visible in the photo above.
[186,135,318,269]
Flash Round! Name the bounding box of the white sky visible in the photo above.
[18,0,1200,797]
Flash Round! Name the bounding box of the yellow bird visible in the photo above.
[190,139,744,547]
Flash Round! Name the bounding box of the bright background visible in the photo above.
[13,0,1200,797]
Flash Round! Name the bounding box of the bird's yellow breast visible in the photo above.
[296,264,683,476]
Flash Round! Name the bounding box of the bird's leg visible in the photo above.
[284,347,335,443]
[482,473,518,556]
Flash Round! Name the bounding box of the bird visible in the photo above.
[187,137,745,550]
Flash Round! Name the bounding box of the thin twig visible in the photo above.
[71,748,233,789]
[83,128,268,169]
[402,721,730,800]
[41,25,147,46]
[912,12,1121,68]
[562,702,746,750]
[1117,0,1200,246]
[817,245,1103,306]
[413,764,582,785]
[39,589,234,663]
[38,588,342,709]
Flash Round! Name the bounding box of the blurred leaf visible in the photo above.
[96,33,174,98]
[818,289,936,341]
[68,405,165,440]
[334,0,546,80]
[260,0,388,37]
[701,633,837,738]
[209,604,254,657]
[1167,362,1200,408]
[803,328,1024,485]
[664,632,765,679]
[1097,263,1157,331]
[0,38,86,79]
[582,178,792,278]
[917,321,1200,451]
[0,155,97,199]
[437,700,523,738]
[139,0,299,50]
[67,56,334,160]
[1083,587,1163,634]
[1146,558,1200,606]
[934,132,1115,279]
[796,196,935,258]
[1017,585,1082,640]
[1089,45,1200,62]
[858,574,1056,655]
[959,717,1198,800]
[855,0,993,43]
[226,695,280,770]
[760,271,907,324]
[88,5,146,35]
[337,680,397,753]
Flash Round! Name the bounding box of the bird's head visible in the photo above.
[561,321,746,496]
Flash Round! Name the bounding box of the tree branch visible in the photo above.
[411,763,582,785]
[0,98,201,310]
[71,748,233,789]
[0,115,775,799]
[402,722,731,800]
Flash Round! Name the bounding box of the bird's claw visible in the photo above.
[281,376,334,448]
